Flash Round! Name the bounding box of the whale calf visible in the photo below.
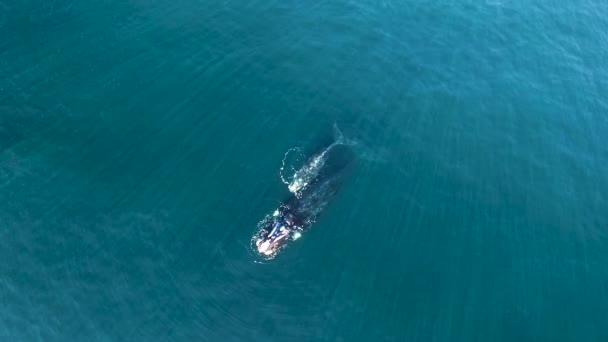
[286,124,347,194]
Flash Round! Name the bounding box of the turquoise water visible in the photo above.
[2,0,608,340]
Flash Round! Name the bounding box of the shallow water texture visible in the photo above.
[1,0,608,341]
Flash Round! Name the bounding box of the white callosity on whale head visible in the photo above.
[255,225,293,256]
[258,240,269,252]
[256,238,281,256]
[256,239,274,255]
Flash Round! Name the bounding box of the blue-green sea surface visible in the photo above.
[1,0,607,340]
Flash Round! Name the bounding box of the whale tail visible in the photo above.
[332,123,345,146]
[331,122,356,148]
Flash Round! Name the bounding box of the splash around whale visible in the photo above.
[253,128,354,258]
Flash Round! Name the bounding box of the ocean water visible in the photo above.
[1,0,608,340]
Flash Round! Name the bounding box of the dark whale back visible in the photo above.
[284,144,354,230]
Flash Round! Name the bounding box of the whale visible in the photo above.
[285,124,347,194]
[254,140,353,257]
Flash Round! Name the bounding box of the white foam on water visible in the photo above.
[279,147,302,187]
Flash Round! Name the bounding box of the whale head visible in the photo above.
[256,232,289,256]
[256,240,273,255]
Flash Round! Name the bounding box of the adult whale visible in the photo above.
[254,138,354,257]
